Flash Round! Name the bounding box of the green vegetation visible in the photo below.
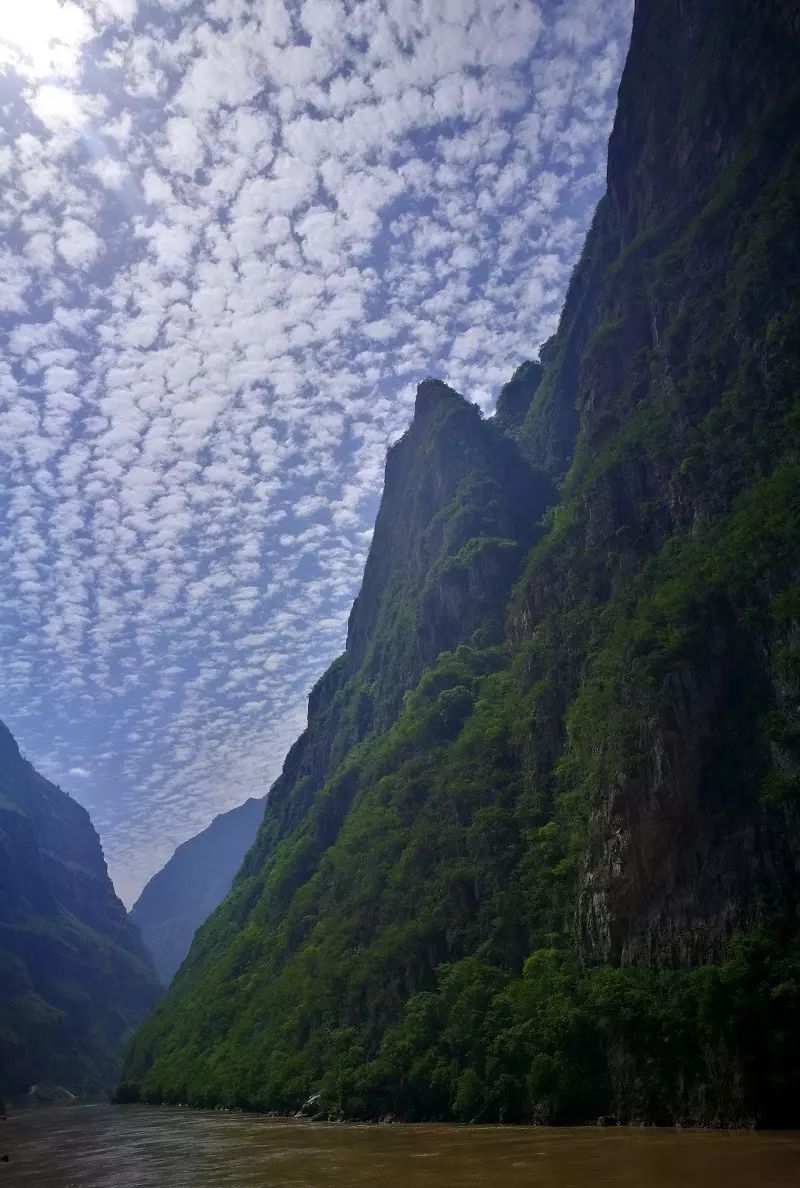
[120,431,800,1121]
[343,922,800,1126]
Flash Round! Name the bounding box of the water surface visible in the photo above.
[4,1105,800,1187]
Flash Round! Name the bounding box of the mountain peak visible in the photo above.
[0,717,23,753]
[412,377,467,423]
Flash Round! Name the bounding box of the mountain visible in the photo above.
[120,0,800,1127]
[130,797,266,985]
[0,720,161,1097]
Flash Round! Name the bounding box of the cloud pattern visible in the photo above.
[0,0,632,904]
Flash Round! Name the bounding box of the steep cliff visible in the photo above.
[0,720,161,1096]
[130,797,266,984]
[510,0,800,969]
[191,380,551,952]
[121,0,800,1126]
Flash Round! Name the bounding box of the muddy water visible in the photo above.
[4,1105,800,1187]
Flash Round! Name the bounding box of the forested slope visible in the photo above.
[121,0,800,1126]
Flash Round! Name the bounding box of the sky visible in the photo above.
[0,0,633,906]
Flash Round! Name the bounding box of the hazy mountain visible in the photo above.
[130,797,266,985]
[0,720,160,1096]
[121,0,800,1126]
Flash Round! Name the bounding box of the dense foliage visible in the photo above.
[120,0,800,1124]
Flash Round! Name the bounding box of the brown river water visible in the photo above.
[3,1105,800,1187]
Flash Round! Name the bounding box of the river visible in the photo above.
[3,1105,800,1186]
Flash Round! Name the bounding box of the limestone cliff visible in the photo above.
[509,0,800,967]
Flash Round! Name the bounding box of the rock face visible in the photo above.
[130,797,266,984]
[122,0,800,1126]
[0,720,161,1096]
[509,0,800,969]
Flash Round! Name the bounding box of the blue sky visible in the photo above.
[0,0,632,904]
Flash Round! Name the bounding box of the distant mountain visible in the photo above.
[130,797,266,985]
[0,719,160,1097]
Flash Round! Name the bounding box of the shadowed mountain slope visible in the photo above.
[0,720,160,1096]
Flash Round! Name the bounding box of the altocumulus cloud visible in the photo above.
[0,0,632,904]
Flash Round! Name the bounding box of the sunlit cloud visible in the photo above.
[0,0,93,80]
